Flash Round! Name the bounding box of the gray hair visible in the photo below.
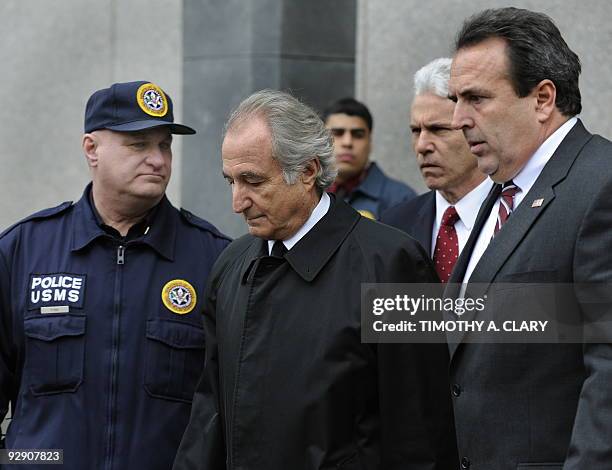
[413,57,452,98]
[225,89,337,192]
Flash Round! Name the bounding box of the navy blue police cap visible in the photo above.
[84,81,196,135]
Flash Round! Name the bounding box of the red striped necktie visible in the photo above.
[494,180,521,235]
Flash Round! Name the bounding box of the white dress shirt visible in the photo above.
[431,178,494,256]
[267,192,331,254]
[462,117,578,285]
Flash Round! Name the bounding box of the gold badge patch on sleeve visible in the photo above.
[136,83,168,117]
[161,279,197,315]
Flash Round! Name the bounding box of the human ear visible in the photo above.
[301,158,320,188]
[533,79,557,122]
[82,134,99,168]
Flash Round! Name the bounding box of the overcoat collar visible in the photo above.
[240,194,361,283]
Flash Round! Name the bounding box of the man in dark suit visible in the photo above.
[382,57,490,282]
[446,7,612,469]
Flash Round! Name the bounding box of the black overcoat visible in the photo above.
[174,196,457,469]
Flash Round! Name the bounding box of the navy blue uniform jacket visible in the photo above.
[345,163,417,220]
[0,185,229,469]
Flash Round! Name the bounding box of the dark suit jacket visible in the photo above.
[380,191,435,257]
[445,120,612,470]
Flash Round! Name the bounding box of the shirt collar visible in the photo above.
[268,192,331,254]
[435,177,494,231]
[512,117,578,198]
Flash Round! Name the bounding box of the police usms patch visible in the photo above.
[29,273,86,311]
[161,279,197,315]
[136,82,168,117]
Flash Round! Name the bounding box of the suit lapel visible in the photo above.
[468,120,591,284]
[445,120,592,358]
[467,187,555,283]
[413,191,436,257]
[447,184,500,286]
[443,184,500,357]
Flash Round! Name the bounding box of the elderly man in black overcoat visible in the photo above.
[173,90,458,470]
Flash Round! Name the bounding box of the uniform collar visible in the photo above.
[88,189,158,241]
[71,183,177,260]
[329,166,368,196]
[350,162,384,200]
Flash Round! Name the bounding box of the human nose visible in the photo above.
[414,131,433,155]
[145,146,166,170]
[451,100,474,131]
[231,183,252,214]
[339,130,353,147]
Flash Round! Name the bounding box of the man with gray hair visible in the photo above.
[173,89,457,469]
[382,58,491,282]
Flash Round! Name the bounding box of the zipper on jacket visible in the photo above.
[105,244,124,470]
[116,245,125,265]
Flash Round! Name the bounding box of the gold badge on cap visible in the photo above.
[137,83,168,117]
[358,210,376,220]
[162,279,197,315]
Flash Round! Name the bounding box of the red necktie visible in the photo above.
[433,206,459,283]
[494,181,520,235]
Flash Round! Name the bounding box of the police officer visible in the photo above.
[0,81,230,469]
